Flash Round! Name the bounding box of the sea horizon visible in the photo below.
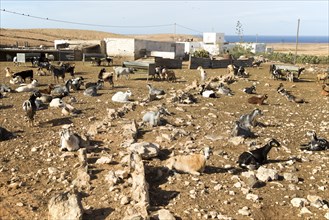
[223,35,329,43]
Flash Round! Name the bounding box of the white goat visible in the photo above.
[142,107,169,127]
[165,147,211,175]
[15,79,39,92]
[49,98,65,108]
[111,90,132,103]
[197,66,207,82]
[113,67,134,80]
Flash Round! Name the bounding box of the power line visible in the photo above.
[0,8,174,28]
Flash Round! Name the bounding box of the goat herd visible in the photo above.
[0,58,329,218]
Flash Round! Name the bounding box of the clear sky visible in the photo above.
[0,0,328,36]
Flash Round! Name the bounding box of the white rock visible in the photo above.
[283,172,299,183]
[246,193,259,202]
[128,142,159,159]
[48,191,83,220]
[325,212,329,220]
[256,167,279,182]
[291,198,309,208]
[96,156,112,164]
[238,206,250,216]
[228,136,244,146]
[300,207,312,215]
[158,209,176,220]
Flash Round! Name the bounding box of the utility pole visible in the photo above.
[294,19,300,64]
[174,23,176,41]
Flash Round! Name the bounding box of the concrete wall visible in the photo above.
[188,57,254,69]
[177,42,202,53]
[105,38,135,58]
[150,51,175,59]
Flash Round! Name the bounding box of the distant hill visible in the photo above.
[0,28,201,47]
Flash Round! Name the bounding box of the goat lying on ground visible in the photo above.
[247,94,268,105]
[165,147,211,175]
[237,139,280,169]
[142,106,170,127]
[15,80,39,93]
[111,90,132,103]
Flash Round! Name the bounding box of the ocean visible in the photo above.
[223,35,329,43]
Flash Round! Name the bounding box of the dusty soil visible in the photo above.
[0,60,329,220]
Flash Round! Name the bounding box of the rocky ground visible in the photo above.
[0,61,329,220]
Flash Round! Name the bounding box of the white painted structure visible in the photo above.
[104,38,185,59]
[203,32,225,44]
[238,43,267,54]
[177,42,202,53]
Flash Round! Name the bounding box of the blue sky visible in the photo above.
[0,1,328,36]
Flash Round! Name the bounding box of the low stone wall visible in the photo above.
[188,57,254,69]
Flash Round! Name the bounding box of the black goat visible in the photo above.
[98,68,114,88]
[60,63,75,77]
[12,70,33,83]
[50,66,66,83]
[237,139,280,169]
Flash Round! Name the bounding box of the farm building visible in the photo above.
[237,42,267,54]
[104,38,185,60]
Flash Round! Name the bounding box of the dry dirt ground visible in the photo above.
[0,61,329,220]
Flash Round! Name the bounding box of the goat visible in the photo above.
[165,147,211,175]
[38,84,55,94]
[85,79,104,89]
[0,126,15,141]
[60,62,75,77]
[243,85,256,94]
[197,66,207,82]
[231,121,255,138]
[49,98,65,108]
[218,83,234,96]
[70,77,84,91]
[146,84,165,96]
[15,79,39,93]
[10,75,23,85]
[317,72,328,84]
[50,65,66,83]
[22,91,42,127]
[252,60,263,68]
[83,86,98,97]
[50,80,72,98]
[0,84,12,93]
[153,66,163,80]
[161,68,176,82]
[247,94,268,105]
[59,127,83,151]
[36,67,47,76]
[4,67,13,77]
[238,108,262,128]
[12,70,33,83]
[237,139,280,169]
[200,84,216,98]
[300,131,329,151]
[111,90,132,103]
[321,85,329,96]
[142,106,169,127]
[61,103,81,116]
[113,66,135,80]
[296,67,305,79]
[98,68,114,88]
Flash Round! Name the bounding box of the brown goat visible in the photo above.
[321,85,329,96]
[317,72,328,84]
[39,84,55,94]
[248,94,268,105]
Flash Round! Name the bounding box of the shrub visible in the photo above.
[192,49,210,58]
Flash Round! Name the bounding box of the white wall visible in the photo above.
[177,42,202,53]
[150,51,176,59]
[203,33,225,44]
[104,38,135,57]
